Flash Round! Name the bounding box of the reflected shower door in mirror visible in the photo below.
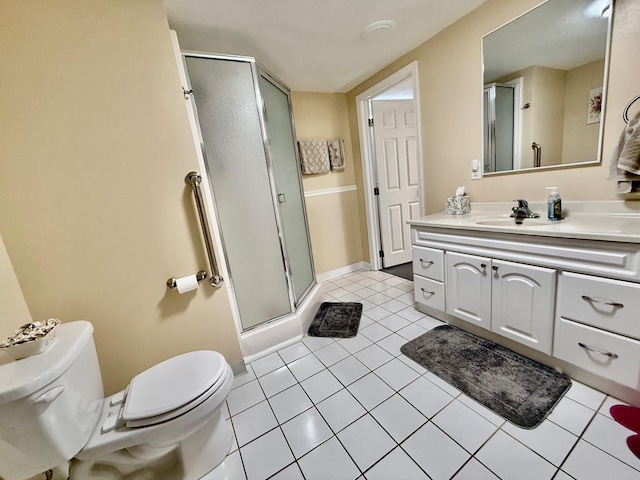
[482,0,612,174]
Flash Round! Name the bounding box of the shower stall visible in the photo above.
[175,45,321,360]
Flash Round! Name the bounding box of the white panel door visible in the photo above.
[372,99,419,267]
[445,252,492,330]
[491,259,556,354]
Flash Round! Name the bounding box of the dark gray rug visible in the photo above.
[307,302,363,338]
[400,325,571,429]
[382,262,413,281]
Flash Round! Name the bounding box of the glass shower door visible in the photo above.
[184,55,292,330]
[259,73,314,304]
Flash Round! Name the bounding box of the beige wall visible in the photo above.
[0,0,242,394]
[291,92,364,273]
[562,59,606,164]
[0,235,32,350]
[348,0,640,258]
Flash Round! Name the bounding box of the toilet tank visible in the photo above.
[0,321,104,480]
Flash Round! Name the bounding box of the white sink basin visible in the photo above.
[476,218,551,227]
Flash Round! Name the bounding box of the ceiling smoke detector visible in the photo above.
[362,20,396,40]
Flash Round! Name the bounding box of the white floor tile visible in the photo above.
[313,341,350,367]
[329,356,370,386]
[377,314,411,332]
[202,450,246,480]
[400,376,454,418]
[402,422,470,480]
[599,395,629,420]
[457,394,506,427]
[562,439,640,480]
[547,395,596,436]
[370,393,427,442]
[227,380,267,416]
[300,369,343,404]
[336,414,395,471]
[414,315,445,331]
[240,428,294,480]
[365,446,429,479]
[338,292,365,302]
[398,353,429,374]
[374,357,420,391]
[396,306,425,322]
[232,400,278,447]
[358,299,377,311]
[287,353,326,382]
[268,384,314,424]
[397,292,416,305]
[582,412,640,470]
[452,458,499,479]
[378,298,407,313]
[377,333,409,356]
[359,323,394,343]
[232,365,256,390]
[424,371,461,397]
[301,335,334,352]
[353,343,394,370]
[281,408,333,459]
[297,436,360,480]
[269,463,304,480]
[475,430,556,480]
[251,352,285,377]
[564,381,607,411]
[278,342,312,364]
[396,323,427,341]
[366,292,393,305]
[502,419,578,467]
[347,372,394,411]
[316,388,367,433]
[337,334,373,354]
[363,305,393,321]
[432,400,498,454]
[258,366,297,398]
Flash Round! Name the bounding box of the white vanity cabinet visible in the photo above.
[554,272,640,389]
[445,252,555,354]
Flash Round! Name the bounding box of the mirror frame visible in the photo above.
[481,0,614,177]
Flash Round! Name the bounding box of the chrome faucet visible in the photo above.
[511,199,540,219]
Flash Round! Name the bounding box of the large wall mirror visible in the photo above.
[482,0,612,174]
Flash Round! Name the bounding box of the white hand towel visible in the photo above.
[298,139,330,175]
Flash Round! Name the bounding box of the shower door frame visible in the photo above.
[180,51,316,333]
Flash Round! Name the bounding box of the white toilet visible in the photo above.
[0,320,234,480]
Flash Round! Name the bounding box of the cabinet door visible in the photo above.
[491,259,556,354]
[445,252,492,330]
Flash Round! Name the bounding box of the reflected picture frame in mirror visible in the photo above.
[482,0,614,175]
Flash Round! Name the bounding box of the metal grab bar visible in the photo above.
[532,142,541,167]
[185,171,223,287]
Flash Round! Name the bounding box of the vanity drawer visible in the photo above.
[554,317,640,389]
[412,246,444,281]
[414,275,445,311]
[557,272,640,340]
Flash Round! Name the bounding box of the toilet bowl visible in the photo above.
[0,321,234,480]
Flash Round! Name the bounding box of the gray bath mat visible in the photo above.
[400,325,571,429]
[307,302,363,338]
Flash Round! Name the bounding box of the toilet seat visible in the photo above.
[122,350,227,428]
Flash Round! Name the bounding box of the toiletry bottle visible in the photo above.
[546,187,562,220]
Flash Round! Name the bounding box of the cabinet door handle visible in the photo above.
[420,259,434,266]
[420,288,435,296]
[581,295,624,309]
[578,342,619,359]
[492,265,499,271]
[480,263,487,272]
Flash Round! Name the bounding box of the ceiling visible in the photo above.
[163,0,487,93]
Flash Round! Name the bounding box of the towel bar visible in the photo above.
[185,171,224,287]
[623,95,640,123]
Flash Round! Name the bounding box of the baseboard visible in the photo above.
[315,262,371,283]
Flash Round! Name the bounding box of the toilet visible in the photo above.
[0,320,234,480]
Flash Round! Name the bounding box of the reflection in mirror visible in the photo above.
[482,0,612,174]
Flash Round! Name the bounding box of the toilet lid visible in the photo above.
[123,350,226,423]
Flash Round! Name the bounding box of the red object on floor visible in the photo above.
[627,435,640,459]
[610,405,640,433]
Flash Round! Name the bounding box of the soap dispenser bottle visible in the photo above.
[546,187,562,220]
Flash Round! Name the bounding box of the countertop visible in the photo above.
[408,201,640,244]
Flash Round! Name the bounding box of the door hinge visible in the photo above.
[368,118,374,127]
[379,249,384,258]
[374,187,379,195]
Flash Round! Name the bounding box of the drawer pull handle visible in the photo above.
[420,288,435,296]
[581,295,624,309]
[578,342,619,359]
[420,259,434,267]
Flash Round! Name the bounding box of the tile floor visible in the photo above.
[206,270,640,480]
